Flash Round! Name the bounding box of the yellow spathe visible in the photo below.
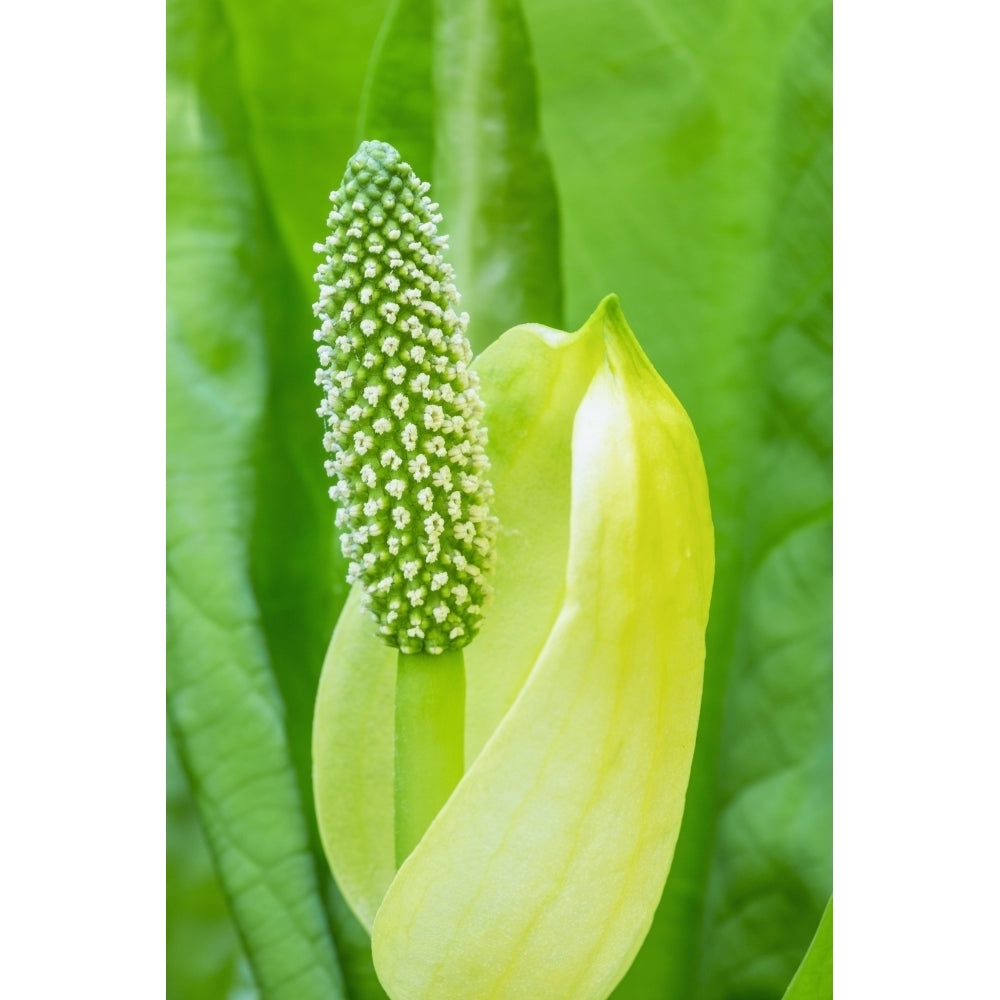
[313,295,714,1000]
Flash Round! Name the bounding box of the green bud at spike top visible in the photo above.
[312,141,498,655]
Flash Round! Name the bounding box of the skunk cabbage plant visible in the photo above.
[311,142,714,1000]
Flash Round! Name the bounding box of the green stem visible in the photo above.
[394,648,465,868]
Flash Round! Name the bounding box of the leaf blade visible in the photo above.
[782,898,833,1000]
[433,0,564,346]
[216,0,391,296]
[167,0,346,994]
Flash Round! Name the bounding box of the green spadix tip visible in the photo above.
[312,141,498,655]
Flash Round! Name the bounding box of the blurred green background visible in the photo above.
[166,0,831,997]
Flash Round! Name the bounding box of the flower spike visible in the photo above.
[312,140,498,655]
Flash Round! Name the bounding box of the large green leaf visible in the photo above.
[215,0,390,296]
[432,0,564,342]
[359,0,436,181]
[167,732,250,1000]
[782,898,833,1000]
[167,0,345,995]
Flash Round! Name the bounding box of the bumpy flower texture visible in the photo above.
[312,141,498,655]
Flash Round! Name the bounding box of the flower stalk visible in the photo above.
[393,649,465,867]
